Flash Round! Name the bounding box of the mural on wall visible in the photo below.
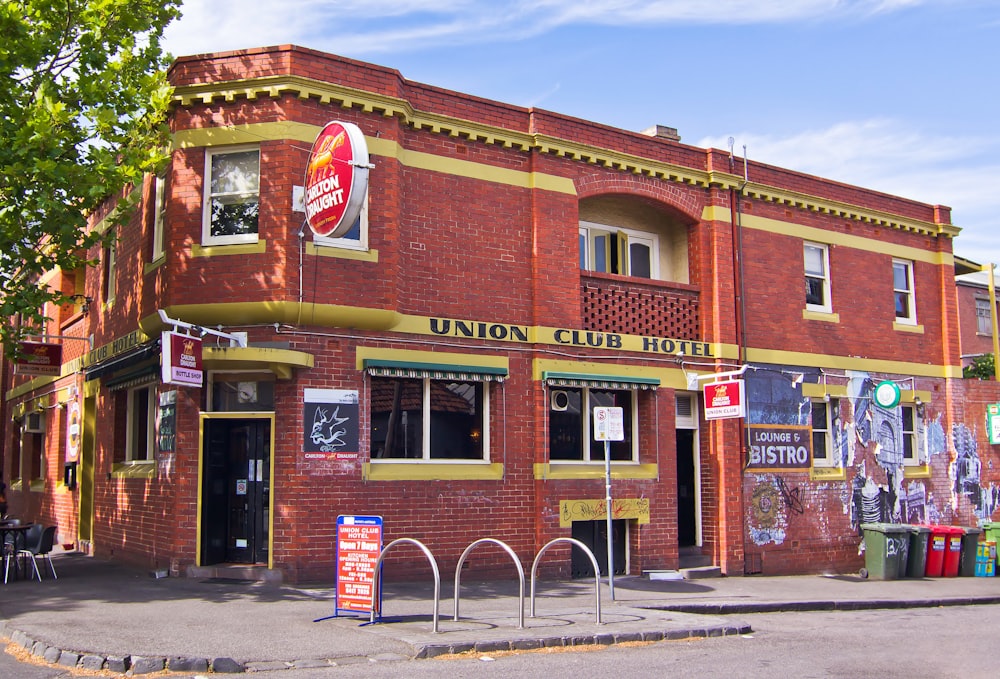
[747,474,788,546]
[951,422,1000,519]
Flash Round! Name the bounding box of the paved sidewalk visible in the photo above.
[1,552,999,674]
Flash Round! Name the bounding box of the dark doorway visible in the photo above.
[201,419,270,566]
[571,519,626,578]
[677,428,697,547]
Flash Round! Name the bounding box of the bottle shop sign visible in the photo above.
[304,121,370,238]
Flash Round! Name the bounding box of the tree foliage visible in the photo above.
[964,354,996,380]
[0,0,181,356]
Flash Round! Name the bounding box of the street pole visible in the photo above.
[604,438,615,601]
[988,263,999,381]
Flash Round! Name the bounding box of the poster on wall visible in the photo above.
[303,388,359,460]
[747,425,812,471]
[989,404,1000,445]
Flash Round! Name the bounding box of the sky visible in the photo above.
[162,0,1000,266]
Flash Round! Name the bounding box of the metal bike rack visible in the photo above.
[453,538,525,629]
[369,538,441,633]
[530,537,602,624]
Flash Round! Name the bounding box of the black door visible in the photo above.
[202,419,270,565]
[677,429,697,547]
[571,519,626,578]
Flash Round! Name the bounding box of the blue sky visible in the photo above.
[163,0,1000,266]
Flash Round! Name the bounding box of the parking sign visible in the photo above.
[594,406,625,441]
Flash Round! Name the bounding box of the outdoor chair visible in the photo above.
[17,525,57,581]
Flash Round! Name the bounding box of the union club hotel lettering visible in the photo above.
[428,316,711,357]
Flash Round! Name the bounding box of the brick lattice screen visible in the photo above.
[581,276,700,339]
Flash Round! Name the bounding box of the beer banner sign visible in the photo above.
[703,379,746,420]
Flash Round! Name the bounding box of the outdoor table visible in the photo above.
[1,522,35,582]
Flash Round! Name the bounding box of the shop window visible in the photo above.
[893,259,916,324]
[126,384,156,462]
[370,377,488,461]
[579,221,658,279]
[811,398,839,468]
[804,242,831,313]
[313,194,368,252]
[976,298,992,335]
[20,412,45,484]
[549,387,637,462]
[203,146,260,245]
[151,172,167,261]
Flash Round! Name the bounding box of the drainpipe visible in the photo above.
[988,263,1000,380]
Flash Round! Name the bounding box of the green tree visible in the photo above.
[0,0,181,356]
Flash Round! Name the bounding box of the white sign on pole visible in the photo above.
[594,407,625,441]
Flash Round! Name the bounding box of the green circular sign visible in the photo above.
[874,380,901,408]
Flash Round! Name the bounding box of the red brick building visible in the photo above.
[5,45,1000,583]
[956,268,999,370]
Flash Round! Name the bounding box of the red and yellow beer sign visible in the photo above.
[15,341,62,376]
[703,379,746,420]
[304,121,370,238]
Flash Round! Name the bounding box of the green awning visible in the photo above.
[364,359,507,383]
[543,371,659,390]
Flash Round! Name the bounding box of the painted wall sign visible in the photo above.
[336,515,383,614]
[15,342,62,376]
[305,121,370,238]
[559,498,651,526]
[747,425,812,471]
[161,331,203,387]
[704,379,746,420]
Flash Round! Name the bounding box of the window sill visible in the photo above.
[893,321,924,334]
[192,240,267,257]
[306,242,379,262]
[903,463,932,479]
[534,463,658,480]
[363,461,503,481]
[111,462,157,479]
[144,255,166,274]
[810,466,846,481]
[802,309,839,323]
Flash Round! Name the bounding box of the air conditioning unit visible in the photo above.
[550,390,570,412]
[24,412,44,433]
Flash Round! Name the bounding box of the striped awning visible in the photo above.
[543,371,659,391]
[104,364,159,392]
[363,359,507,383]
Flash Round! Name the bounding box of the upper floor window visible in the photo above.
[203,146,260,245]
[976,298,993,335]
[811,398,839,468]
[151,172,167,261]
[312,194,368,251]
[102,231,116,304]
[901,404,920,466]
[804,243,831,312]
[893,259,916,324]
[579,221,658,279]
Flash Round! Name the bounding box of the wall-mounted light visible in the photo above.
[70,294,93,314]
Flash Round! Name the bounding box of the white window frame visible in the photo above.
[152,172,167,261]
[976,298,992,335]
[901,404,926,467]
[202,145,260,246]
[579,221,660,279]
[371,376,491,462]
[804,242,832,313]
[103,234,116,305]
[893,258,916,325]
[126,384,156,463]
[312,194,369,252]
[811,398,839,468]
[550,387,640,463]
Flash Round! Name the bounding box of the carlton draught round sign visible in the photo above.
[304,121,370,238]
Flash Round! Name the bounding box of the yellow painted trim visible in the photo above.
[703,206,957,257]
[305,242,380,262]
[802,384,850,399]
[901,390,933,404]
[191,240,267,257]
[203,346,314,380]
[172,76,957,238]
[893,322,925,334]
[363,462,504,481]
[148,302,402,333]
[803,309,840,324]
[29,479,44,492]
[903,464,932,479]
[10,480,23,491]
[746,346,963,380]
[111,462,157,479]
[534,463,659,480]
[144,255,166,275]
[810,466,847,481]
[355,346,509,372]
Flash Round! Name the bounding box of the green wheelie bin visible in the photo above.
[860,523,910,579]
[905,525,931,578]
